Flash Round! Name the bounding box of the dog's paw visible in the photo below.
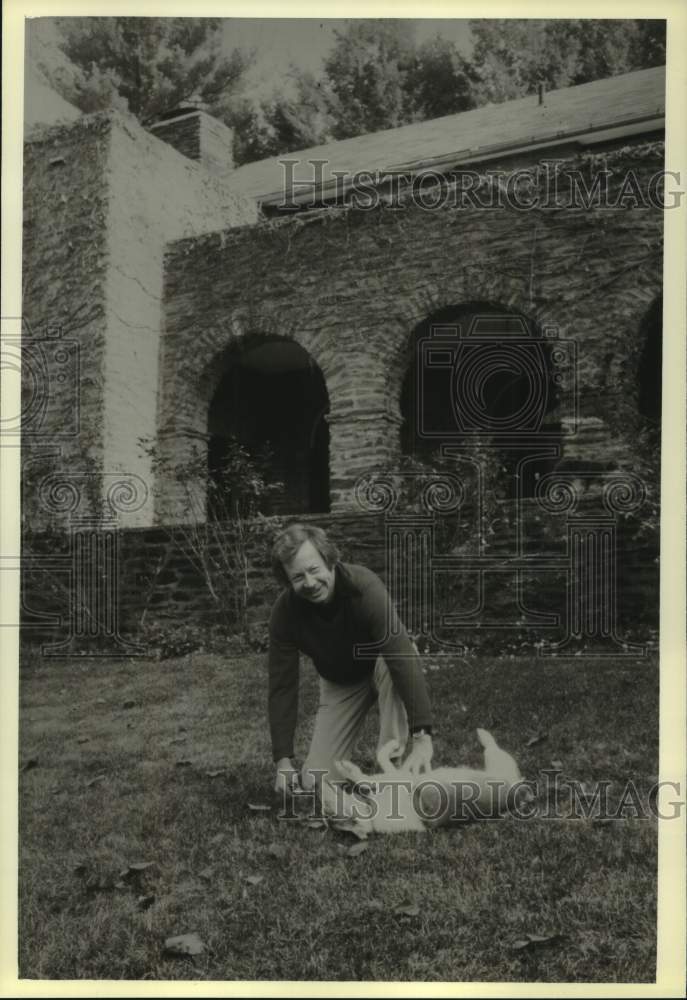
[377,739,402,769]
[334,759,365,783]
[476,728,497,749]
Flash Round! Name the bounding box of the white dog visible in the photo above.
[335,729,522,835]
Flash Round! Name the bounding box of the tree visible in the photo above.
[260,71,336,156]
[259,21,479,150]
[41,17,253,125]
[405,35,479,120]
[32,17,666,166]
[323,20,418,139]
[469,19,666,103]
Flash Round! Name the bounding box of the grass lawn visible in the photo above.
[18,649,659,983]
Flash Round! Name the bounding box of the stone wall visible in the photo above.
[22,504,658,655]
[159,145,663,521]
[148,111,235,181]
[22,115,112,529]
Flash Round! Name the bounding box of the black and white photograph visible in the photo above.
[3,1,686,991]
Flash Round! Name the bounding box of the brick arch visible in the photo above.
[155,310,333,523]
[201,315,332,411]
[616,284,663,440]
[385,287,555,426]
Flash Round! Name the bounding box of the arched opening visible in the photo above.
[400,302,561,497]
[207,336,330,518]
[637,295,662,444]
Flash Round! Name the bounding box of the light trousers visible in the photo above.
[300,658,409,817]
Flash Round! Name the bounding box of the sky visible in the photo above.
[222,18,473,99]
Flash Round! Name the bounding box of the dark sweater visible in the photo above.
[267,562,433,760]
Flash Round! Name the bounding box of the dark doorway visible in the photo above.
[400,302,561,496]
[637,296,662,442]
[207,338,329,518]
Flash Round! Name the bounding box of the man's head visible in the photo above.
[271,524,339,604]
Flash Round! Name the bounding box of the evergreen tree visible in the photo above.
[43,17,253,124]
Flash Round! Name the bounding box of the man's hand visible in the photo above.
[404,733,433,775]
[274,757,301,796]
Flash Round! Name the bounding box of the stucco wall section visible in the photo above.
[100,113,257,525]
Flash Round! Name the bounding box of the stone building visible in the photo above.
[21,66,664,649]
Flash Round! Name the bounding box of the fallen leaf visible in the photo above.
[245,875,264,886]
[95,698,106,706]
[512,932,563,951]
[77,737,90,745]
[169,736,187,746]
[526,734,547,748]
[306,819,327,830]
[248,803,271,811]
[21,757,39,772]
[365,899,385,912]
[122,699,136,710]
[164,933,205,957]
[396,904,420,917]
[551,760,564,769]
[347,841,368,858]
[205,770,225,778]
[138,894,155,909]
[210,833,225,845]
[128,861,156,873]
[73,863,88,875]
[267,843,287,859]
[198,867,213,881]
[85,774,106,787]
[114,881,127,890]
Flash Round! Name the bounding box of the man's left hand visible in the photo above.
[404,733,433,775]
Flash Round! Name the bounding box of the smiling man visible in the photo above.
[267,523,433,816]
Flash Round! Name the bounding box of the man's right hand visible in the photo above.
[274,757,301,796]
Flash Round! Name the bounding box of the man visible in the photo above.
[267,522,433,817]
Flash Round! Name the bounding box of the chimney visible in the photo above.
[148,97,234,181]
